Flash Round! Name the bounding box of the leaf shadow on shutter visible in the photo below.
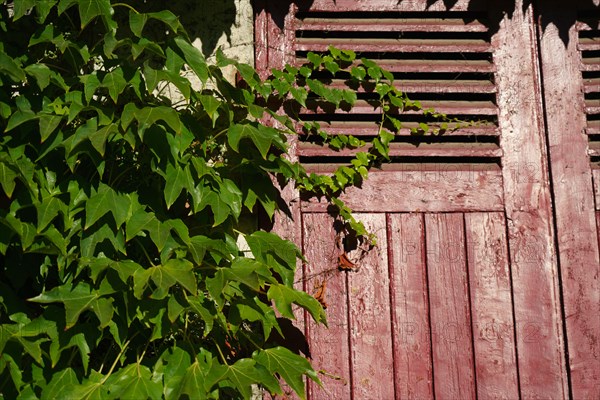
[258,0,600,46]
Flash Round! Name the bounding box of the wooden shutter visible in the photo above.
[254,1,596,398]
[537,3,600,399]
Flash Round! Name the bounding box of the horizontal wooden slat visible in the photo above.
[295,58,496,73]
[300,121,499,136]
[578,37,600,51]
[327,79,497,94]
[302,0,478,12]
[304,162,500,173]
[302,99,498,115]
[587,120,600,135]
[577,20,600,31]
[295,38,492,53]
[586,141,600,156]
[584,78,600,93]
[295,17,488,32]
[301,168,504,212]
[581,57,600,72]
[299,142,502,158]
[586,99,600,115]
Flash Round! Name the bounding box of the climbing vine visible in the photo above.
[0,1,454,398]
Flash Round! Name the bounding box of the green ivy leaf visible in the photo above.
[102,67,127,103]
[30,282,115,329]
[0,53,26,82]
[246,231,299,286]
[77,0,113,28]
[174,37,208,84]
[253,347,321,400]
[41,368,78,400]
[0,161,18,198]
[267,283,326,325]
[85,183,131,230]
[106,364,162,400]
[133,258,197,299]
[226,358,281,398]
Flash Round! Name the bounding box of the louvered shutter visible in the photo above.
[254,1,596,398]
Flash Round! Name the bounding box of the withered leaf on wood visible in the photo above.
[338,252,355,271]
[313,280,327,309]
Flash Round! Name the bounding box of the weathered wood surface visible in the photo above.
[492,2,568,398]
[295,16,489,32]
[297,120,498,137]
[295,0,480,12]
[425,213,476,399]
[303,213,352,399]
[299,142,502,158]
[347,214,395,399]
[300,99,498,116]
[301,170,505,213]
[465,213,519,399]
[295,37,492,53]
[388,214,434,399]
[294,58,496,73]
[537,3,600,397]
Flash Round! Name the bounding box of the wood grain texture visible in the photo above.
[295,17,489,33]
[536,3,600,397]
[388,214,434,399]
[302,213,352,400]
[347,213,395,399]
[301,170,505,213]
[425,213,476,400]
[299,142,502,158]
[295,37,492,53]
[297,0,479,12]
[300,99,498,116]
[465,213,519,400]
[492,2,568,398]
[294,58,496,73]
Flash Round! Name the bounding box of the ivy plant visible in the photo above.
[0,1,451,398]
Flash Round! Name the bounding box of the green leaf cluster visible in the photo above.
[0,1,451,398]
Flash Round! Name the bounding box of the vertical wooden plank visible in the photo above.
[303,213,351,400]
[347,213,395,399]
[536,3,600,397]
[492,2,569,397]
[253,0,269,79]
[425,213,476,400]
[388,214,434,399]
[465,213,519,399]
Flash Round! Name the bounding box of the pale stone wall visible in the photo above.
[161,0,254,98]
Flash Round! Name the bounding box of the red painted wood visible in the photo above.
[492,3,568,398]
[295,37,492,53]
[298,121,498,137]
[253,0,269,80]
[294,58,496,74]
[464,213,519,399]
[425,213,476,399]
[301,99,498,116]
[302,213,352,400]
[346,213,395,399]
[296,0,478,12]
[325,79,497,94]
[301,169,505,213]
[388,214,434,399]
[537,4,600,397]
[299,142,502,158]
[295,17,489,33]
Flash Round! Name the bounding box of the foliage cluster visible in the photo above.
[0,0,441,398]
